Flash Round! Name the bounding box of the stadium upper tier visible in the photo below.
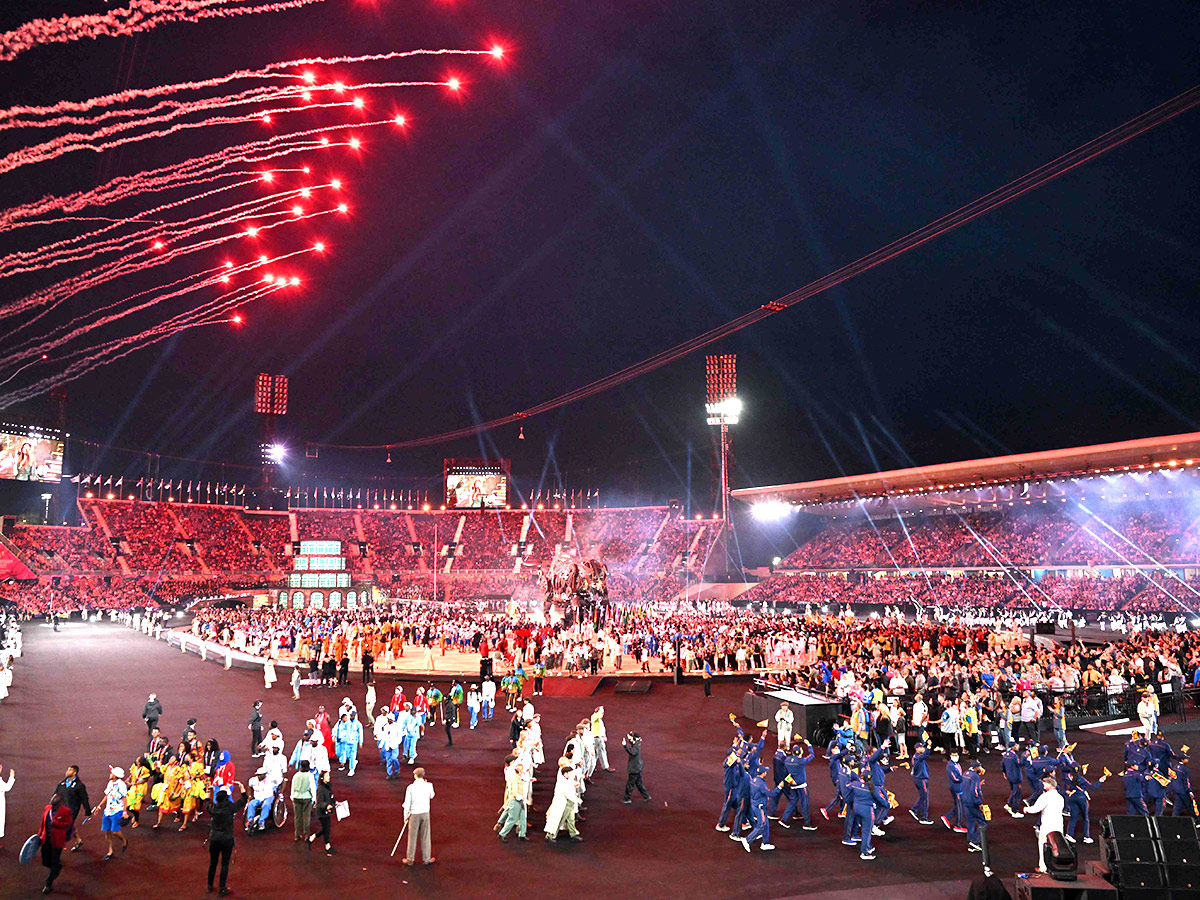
[779,502,1200,569]
[3,500,724,579]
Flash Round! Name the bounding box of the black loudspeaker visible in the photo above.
[1157,819,1200,842]
[1106,838,1161,865]
[1166,865,1200,889]
[1120,863,1166,889]
[479,658,493,679]
[1036,622,1056,635]
[1104,816,1155,841]
[1163,841,1200,866]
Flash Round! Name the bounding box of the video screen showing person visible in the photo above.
[0,431,64,482]
[445,473,506,508]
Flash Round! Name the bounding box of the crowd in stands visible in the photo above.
[3,501,694,582]
[785,503,1200,569]
[740,571,1200,614]
[7,524,114,571]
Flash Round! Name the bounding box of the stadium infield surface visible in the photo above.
[0,620,1190,899]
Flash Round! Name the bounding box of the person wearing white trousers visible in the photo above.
[0,764,14,841]
[775,703,794,750]
[1024,776,1066,874]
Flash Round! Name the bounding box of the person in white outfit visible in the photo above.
[264,657,277,690]
[0,763,14,840]
[0,663,11,703]
[1024,775,1066,873]
[775,702,794,749]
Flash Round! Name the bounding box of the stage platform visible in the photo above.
[0,619,1190,899]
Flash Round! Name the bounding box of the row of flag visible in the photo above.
[70,476,604,507]
[73,474,245,495]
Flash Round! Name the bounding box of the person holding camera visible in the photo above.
[621,732,651,804]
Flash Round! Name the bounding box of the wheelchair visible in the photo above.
[245,782,288,833]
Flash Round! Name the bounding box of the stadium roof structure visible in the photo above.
[732,431,1200,511]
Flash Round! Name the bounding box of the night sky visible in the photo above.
[2,1,1200,535]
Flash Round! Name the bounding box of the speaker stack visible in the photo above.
[1101,815,1200,900]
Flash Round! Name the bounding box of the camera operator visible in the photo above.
[621,732,651,804]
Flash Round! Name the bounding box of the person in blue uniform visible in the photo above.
[739,764,783,852]
[961,761,987,853]
[866,746,893,827]
[715,750,743,831]
[1147,732,1172,774]
[741,727,768,773]
[731,759,753,836]
[909,740,933,824]
[822,744,848,820]
[847,768,887,861]
[1062,768,1100,844]
[1002,745,1025,817]
[1124,734,1151,770]
[1028,746,1058,803]
[769,744,790,820]
[940,751,967,832]
[1056,744,1078,775]
[1145,763,1167,816]
[1170,753,1194,816]
[1122,762,1149,815]
[779,740,818,831]
[838,761,860,843]
[839,764,864,846]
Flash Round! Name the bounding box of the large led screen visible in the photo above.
[0,430,64,482]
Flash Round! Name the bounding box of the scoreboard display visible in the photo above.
[444,458,509,509]
[0,424,64,483]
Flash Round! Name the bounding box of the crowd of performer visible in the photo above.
[720,714,1193,871]
[13,591,1200,895]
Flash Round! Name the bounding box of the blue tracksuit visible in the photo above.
[867,748,891,820]
[1002,749,1023,811]
[839,770,858,841]
[717,754,742,827]
[781,747,814,826]
[771,749,790,816]
[745,774,783,845]
[1123,770,1149,815]
[824,748,847,817]
[1148,737,1171,773]
[732,763,752,831]
[962,770,986,844]
[1029,755,1058,802]
[1063,771,1093,839]
[1171,762,1194,816]
[850,780,887,856]
[1145,768,1167,816]
[944,759,964,827]
[1124,740,1150,769]
[910,748,930,821]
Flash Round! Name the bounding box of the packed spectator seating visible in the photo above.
[1,499,713,613]
[740,569,1200,613]
[783,501,1200,569]
[92,499,196,573]
[454,510,523,569]
[359,511,422,571]
[7,523,115,572]
[174,505,270,574]
[239,511,290,571]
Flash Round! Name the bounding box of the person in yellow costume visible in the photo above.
[180,754,209,831]
[153,758,187,828]
[125,757,152,827]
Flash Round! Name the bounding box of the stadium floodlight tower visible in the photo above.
[705,354,740,523]
[255,373,288,491]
